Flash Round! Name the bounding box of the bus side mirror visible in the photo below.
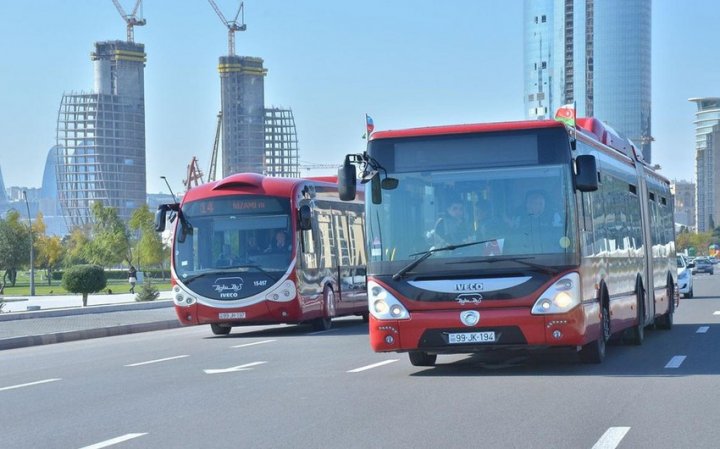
[298,205,312,231]
[338,158,357,201]
[575,155,598,192]
[155,205,169,232]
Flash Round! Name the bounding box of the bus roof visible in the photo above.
[181,173,339,203]
[369,119,564,140]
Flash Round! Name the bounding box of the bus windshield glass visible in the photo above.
[366,128,578,276]
[173,195,293,282]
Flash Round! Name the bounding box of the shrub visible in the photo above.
[135,278,160,302]
[62,265,108,307]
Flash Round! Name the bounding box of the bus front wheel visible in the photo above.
[312,286,335,331]
[409,351,437,367]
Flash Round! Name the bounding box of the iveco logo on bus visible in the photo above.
[455,293,483,305]
[455,282,484,292]
[213,277,244,299]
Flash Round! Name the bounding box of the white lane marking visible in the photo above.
[124,355,189,367]
[591,427,631,449]
[697,326,710,333]
[231,339,276,348]
[714,311,720,316]
[204,361,266,374]
[0,378,61,392]
[78,433,147,449]
[665,355,687,369]
[308,328,341,335]
[347,359,399,373]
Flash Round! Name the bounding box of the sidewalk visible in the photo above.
[0,291,182,351]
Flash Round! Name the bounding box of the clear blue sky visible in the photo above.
[0,1,717,195]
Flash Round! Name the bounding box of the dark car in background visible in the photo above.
[692,257,715,275]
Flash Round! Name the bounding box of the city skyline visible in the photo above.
[1,1,717,196]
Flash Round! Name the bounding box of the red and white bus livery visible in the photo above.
[156,173,367,335]
[339,117,676,365]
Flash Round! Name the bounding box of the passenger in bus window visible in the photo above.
[430,200,473,245]
[245,233,263,256]
[266,230,292,253]
[216,244,237,267]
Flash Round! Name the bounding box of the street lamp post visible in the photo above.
[22,191,35,296]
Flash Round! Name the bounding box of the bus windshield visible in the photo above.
[366,164,578,276]
[173,195,294,283]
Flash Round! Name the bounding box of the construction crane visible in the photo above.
[207,111,223,182]
[300,162,340,172]
[111,0,147,43]
[208,0,246,56]
[184,156,205,189]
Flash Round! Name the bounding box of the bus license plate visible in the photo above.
[448,332,496,344]
[218,312,246,319]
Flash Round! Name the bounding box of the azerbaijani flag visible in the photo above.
[366,114,375,135]
[554,103,576,127]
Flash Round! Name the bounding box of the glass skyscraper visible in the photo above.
[689,98,720,233]
[524,0,652,162]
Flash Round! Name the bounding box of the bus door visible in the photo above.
[635,168,655,321]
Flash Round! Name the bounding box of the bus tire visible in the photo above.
[210,323,231,335]
[656,282,674,330]
[409,351,437,367]
[628,282,645,345]
[312,286,334,331]
[580,294,609,364]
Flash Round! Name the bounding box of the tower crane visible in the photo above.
[300,162,340,172]
[208,0,246,56]
[207,111,223,183]
[111,0,147,43]
[184,156,205,189]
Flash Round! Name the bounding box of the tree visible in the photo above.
[61,265,107,307]
[36,234,65,286]
[85,202,130,267]
[63,227,91,267]
[0,210,32,289]
[128,205,169,277]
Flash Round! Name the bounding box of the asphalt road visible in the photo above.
[3,273,720,449]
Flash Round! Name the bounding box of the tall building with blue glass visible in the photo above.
[524,0,652,162]
[689,98,720,233]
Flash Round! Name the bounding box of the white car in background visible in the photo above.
[677,254,694,298]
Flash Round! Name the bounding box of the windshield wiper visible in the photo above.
[392,239,501,281]
[449,255,559,275]
[218,264,280,283]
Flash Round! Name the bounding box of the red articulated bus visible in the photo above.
[156,173,367,335]
[338,117,676,365]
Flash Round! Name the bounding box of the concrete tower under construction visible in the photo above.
[56,40,147,226]
[219,55,267,177]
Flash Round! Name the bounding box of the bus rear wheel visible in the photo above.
[409,351,437,367]
[656,283,674,330]
[210,323,231,335]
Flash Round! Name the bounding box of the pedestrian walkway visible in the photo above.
[0,291,181,351]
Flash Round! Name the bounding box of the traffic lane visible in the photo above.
[2,319,374,449]
[3,307,720,448]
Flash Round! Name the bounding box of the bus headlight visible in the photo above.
[368,280,409,320]
[532,272,581,315]
[266,280,297,302]
[173,285,196,307]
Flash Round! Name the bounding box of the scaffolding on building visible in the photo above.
[264,107,300,178]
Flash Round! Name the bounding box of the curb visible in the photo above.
[0,300,174,322]
[0,320,183,351]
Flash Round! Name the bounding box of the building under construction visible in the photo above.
[55,40,147,227]
[264,107,300,178]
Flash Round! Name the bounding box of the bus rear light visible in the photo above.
[532,273,581,315]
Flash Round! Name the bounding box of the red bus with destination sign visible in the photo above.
[155,173,367,335]
[338,117,677,365]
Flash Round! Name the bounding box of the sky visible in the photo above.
[0,0,718,196]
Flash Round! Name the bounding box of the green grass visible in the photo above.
[1,278,171,296]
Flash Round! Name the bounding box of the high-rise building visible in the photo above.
[219,55,267,177]
[524,0,652,162]
[55,40,147,227]
[38,146,69,236]
[671,180,696,230]
[689,97,720,233]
